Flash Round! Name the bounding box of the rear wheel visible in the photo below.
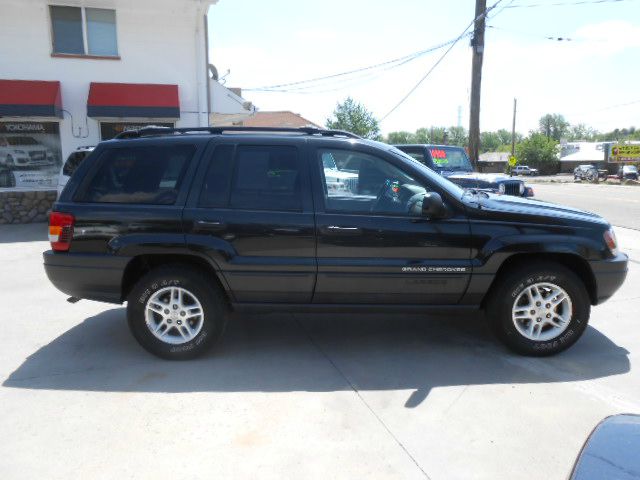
[486,262,590,356]
[127,265,228,359]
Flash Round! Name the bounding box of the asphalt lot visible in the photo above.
[1,193,639,479]
[533,182,640,231]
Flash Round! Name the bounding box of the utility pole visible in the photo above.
[468,0,486,169]
[511,98,517,157]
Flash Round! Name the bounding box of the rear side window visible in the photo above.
[77,145,195,204]
[229,145,301,211]
[400,148,428,166]
[63,151,91,176]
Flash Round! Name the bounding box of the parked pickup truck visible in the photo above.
[45,126,627,359]
[394,144,533,197]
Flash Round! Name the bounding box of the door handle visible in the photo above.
[195,220,227,231]
[322,225,362,236]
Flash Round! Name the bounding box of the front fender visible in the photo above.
[460,230,605,305]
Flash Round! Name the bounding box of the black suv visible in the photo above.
[44,127,628,359]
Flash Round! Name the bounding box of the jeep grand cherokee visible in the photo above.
[44,127,628,359]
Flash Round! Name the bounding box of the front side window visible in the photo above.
[78,145,194,204]
[229,145,302,211]
[50,6,118,56]
[318,149,427,216]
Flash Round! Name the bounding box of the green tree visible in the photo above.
[447,126,468,147]
[567,123,598,141]
[326,97,380,140]
[516,133,559,174]
[496,128,513,146]
[428,127,448,144]
[386,131,415,144]
[412,128,430,143]
[480,131,501,152]
[538,113,569,141]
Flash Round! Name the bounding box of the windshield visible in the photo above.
[427,147,473,172]
[388,147,465,198]
[624,165,638,173]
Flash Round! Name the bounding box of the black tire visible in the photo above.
[127,265,228,360]
[486,262,590,356]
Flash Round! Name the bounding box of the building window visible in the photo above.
[50,6,118,57]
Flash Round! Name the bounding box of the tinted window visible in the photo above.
[399,148,427,165]
[318,149,427,215]
[198,145,234,208]
[427,147,472,171]
[78,145,194,204]
[229,146,301,211]
[63,151,92,177]
[50,6,84,54]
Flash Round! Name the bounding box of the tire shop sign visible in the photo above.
[608,144,640,163]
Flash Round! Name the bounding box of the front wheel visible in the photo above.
[127,265,228,359]
[486,262,590,356]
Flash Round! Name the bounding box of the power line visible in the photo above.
[245,37,464,93]
[572,99,640,116]
[504,0,634,8]
[380,0,504,122]
[487,24,579,41]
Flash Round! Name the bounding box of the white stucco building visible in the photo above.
[0,0,256,197]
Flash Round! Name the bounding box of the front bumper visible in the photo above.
[43,250,130,304]
[589,252,628,305]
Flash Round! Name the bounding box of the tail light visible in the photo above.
[49,211,75,252]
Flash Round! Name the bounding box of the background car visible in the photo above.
[0,136,56,168]
[57,146,95,197]
[321,150,358,195]
[618,165,639,181]
[395,144,533,197]
[512,165,539,176]
[574,164,599,182]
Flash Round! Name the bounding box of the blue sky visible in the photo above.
[208,0,640,135]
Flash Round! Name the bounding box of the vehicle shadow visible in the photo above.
[3,308,631,409]
[0,222,47,244]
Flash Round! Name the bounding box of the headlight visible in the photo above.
[498,183,506,194]
[519,183,525,194]
[603,227,618,256]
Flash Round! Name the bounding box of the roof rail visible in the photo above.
[114,125,361,140]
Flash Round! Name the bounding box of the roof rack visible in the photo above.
[114,126,361,140]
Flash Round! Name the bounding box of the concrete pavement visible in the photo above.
[533,182,640,231]
[1,222,638,480]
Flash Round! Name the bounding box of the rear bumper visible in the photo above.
[43,250,129,304]
[589,252,628,305]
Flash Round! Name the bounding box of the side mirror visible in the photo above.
[422,192,447,219]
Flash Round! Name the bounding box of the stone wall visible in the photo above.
[0,191,56,224]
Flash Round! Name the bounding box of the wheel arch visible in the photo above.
[121,254,231,305]
[481,252,597,307]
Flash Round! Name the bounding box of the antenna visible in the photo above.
[457,105,462,128]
